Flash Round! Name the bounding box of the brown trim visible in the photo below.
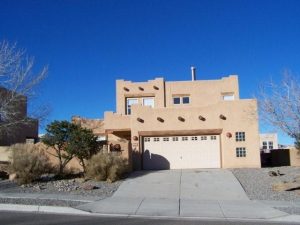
[105,128,131,134]
[124,94,155,98]
[138,129,222,137]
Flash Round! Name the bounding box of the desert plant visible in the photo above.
[9,143,52,184]
[85,152,128,182]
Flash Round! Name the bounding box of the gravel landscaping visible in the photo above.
[0,176,122,206]
[231,166,300,201]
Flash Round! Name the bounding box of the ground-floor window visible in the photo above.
[236,147,246,157]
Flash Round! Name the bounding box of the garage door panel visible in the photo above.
[143,135,220,169]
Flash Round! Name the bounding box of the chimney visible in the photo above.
[191,66,196,81]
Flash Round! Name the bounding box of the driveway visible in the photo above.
[77,169,287,219]
[113,169,248,200]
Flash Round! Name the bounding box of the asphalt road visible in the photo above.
[0,212,296,225]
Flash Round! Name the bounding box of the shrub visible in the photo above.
[85,152,128,182]
[9,143,52,184]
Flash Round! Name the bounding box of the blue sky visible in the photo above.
[0,0,299,144]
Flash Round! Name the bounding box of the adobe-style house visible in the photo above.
[0,87,38,146]
[73,69,261,170]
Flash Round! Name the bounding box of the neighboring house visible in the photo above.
[73,69,261,170]
[0,87,38,147]
[259,133,279,153]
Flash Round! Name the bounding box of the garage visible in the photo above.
[143,135,221,169]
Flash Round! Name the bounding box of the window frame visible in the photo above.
[143,97,155,108]
[236,147,246,157]
[126,98,138,115]
[182,96,190,104]
[172,96,190,105]
[235,132,245,142]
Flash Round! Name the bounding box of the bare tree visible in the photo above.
[259,71,300,149]
[0,41,48,135]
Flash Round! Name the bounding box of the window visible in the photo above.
[211,136,217,140]
[201,136,207,140]
[182,136,188,141]
[182,96,190,104]
[163,137,169,142]
[262,141,268,150]
[154,137,160,142]
[173,96,190,105]
[144,137,150,142]
[268,141,273,150]
[143,97,154,108]
[236,147,246,157]
[173,97,180,104]
[235,132,245,141]
[172,137,178,141]
[223,94,235,101]
[191,136,198,141]
[126,98,138,115]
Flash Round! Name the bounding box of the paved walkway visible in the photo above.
[77,169,289,219]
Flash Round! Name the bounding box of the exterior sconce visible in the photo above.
[153,85,159,90]
[123,87,129,92]
[178,116,185,122]
[198,115,206,121]
[137,117,144,123]
[219,114,226,120]
[157,117,164,122]
[226,132,232,138]
[138,86,144,91]
[133,136,138,141]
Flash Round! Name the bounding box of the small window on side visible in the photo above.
[223,94,235,101]
[173,97,180,104]
[182,96,190,104]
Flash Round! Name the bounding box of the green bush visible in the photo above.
[85,152,128,182]
[9,143,52,184]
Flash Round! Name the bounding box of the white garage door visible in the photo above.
[143,135,221,170]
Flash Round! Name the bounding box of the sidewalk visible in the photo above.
[76,196,294,219]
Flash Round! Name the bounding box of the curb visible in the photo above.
[0,203,300,223]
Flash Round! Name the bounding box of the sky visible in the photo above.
[0,0,299,144]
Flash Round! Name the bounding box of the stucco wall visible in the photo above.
[165,75,239,108]
[129,99,260,169]
[290,148,300,167]
[259,133,279,151]
[116,78,165,114]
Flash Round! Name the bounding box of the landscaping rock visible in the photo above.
[268,171,279,177]
[82,184,98,190]
[273,182,300,192]
[231,166,300,201]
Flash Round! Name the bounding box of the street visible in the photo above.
[0,211,295,225]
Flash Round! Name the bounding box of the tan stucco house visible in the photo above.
[73,70,261,170]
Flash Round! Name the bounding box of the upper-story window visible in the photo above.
[268,141,273,150]
[173,97,180,104]
[126,98,138,115]
[182,96,190,104]
[173,96,190,105]
[143,97,154,108]
[262,141,268,149]
[222,93,235,101]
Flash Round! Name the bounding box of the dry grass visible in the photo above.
[85,152,128,182]
[9,143,53,184]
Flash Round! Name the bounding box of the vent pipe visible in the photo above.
[191,66,196,81]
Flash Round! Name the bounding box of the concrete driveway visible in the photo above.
[113,169,248,200]
[77,169,287,219]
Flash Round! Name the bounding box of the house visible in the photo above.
[73,68,261,170]
[259,133,279,153]
[0,87,38,147]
